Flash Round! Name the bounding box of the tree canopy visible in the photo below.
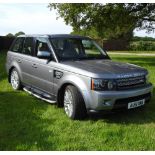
[6,33,14,37]
[15,31,25,37]
[48,3,155,40]
[6,31,25,37]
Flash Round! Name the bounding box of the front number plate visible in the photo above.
[128,99,145,109]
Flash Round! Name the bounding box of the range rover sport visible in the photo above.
[6,34,153,120]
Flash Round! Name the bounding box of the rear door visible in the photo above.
[19,37,36,86]
[8,37,25,81]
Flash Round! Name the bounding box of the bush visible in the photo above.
[129,41,155,51]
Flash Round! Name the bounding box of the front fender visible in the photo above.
[57,73,92,108]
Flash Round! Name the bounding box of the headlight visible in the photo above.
[91,79,116,91]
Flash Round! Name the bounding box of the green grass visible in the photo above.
[0,51,155,151]
[108,50,155,53]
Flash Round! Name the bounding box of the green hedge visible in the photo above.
[129,41,155,51]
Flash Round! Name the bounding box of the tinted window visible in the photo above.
[82,40,102,57]
[36,37,51,55]
[11,37,24,53]
[22,37,34,56]
[50,38,108,61]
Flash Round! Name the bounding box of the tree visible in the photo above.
[6,33,14,37]
[15,31,25,37]
[48,3,155,40]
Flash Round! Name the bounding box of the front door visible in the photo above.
[30,37,55,95]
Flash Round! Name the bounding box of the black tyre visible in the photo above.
[63,85,87,120]
[10,68,22,90]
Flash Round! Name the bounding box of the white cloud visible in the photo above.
[0,4,72,36]
[134,29,155,38]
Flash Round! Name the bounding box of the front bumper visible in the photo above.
[84,84,153,111]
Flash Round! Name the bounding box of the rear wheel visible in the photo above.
[63,85,87,120]
[10,68,22,90]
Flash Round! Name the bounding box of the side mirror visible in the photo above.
[37,51,51,59]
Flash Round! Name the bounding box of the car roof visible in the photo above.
[49,34,90,39]
[18,34,91,39]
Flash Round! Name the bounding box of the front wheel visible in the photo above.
[63,85,87,120]
[10,68,22,90]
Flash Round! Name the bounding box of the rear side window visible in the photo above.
[11,37,24,53]
[22,37,34,56]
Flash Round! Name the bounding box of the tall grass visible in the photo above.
[0,51,155,150]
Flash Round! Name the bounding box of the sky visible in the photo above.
[0,3,72,36]
[0,3,155,38]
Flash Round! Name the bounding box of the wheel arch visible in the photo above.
[8,66,15,83]
[8,63,23,83]
[57,81,88,108]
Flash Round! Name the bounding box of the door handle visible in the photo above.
[17,59,21,63]
[32,64,37,68]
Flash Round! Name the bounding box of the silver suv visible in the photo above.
[6,34,153,120]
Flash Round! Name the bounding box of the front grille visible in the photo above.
[116,76,146,90]
[113,93,151,109]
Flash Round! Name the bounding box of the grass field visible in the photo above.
[108,50,155,53]
[0,51,155,151]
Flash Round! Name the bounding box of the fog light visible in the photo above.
[103,100,111,106]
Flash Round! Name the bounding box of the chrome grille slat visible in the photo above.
[116,76,146,90]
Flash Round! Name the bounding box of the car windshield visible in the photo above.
[50,38,109,61]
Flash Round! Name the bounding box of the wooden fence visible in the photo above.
[0,36,15,51]
[103,39,129,51]
[0,36,128,51]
